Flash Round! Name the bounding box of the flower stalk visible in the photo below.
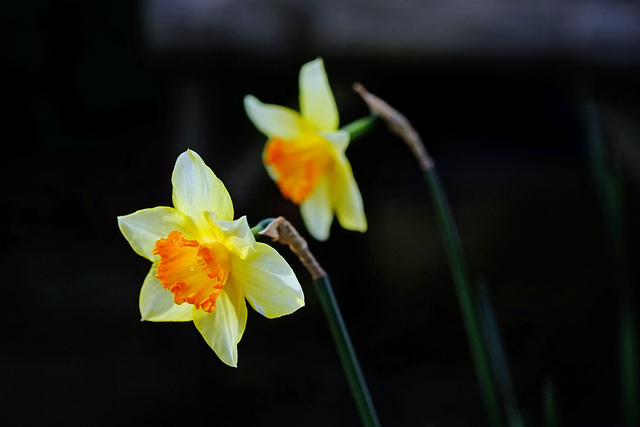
[258,217,380,427]
[340,114,379,143]
[355,83,509,427]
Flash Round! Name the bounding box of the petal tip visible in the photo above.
[302,57,324,72]
[218,353,239,368]
[185,149,201,161]
[299,57,338,131]
[309,227,330,242]
[243,94,261,114]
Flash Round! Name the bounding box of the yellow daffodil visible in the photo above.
[117,150,304,367]
[244,58,367,241]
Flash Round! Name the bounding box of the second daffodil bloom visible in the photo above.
[117,150,304,367]
[244,58,367,241]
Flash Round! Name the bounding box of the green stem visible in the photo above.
[340,115,379,143]
[352,85,511,426]
[424,167,504,427]
[251,217,277,236]
[313,274,381,427]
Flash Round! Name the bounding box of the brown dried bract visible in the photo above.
[259,217,326,280]
[353,83,434,172]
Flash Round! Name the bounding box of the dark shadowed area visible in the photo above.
[3,1,640,426]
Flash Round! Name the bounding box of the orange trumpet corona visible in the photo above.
[264,136,333,204]
[153,231,230,313]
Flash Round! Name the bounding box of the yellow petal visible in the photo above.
[139,264,194,322]
[299,58,339,132]
[118,206,198,261]
[192,282,247,367]
[300,175,333,241]
[204,213,260,261]
[321,130,350,153]
[172,150,234,235]
[244,95,306,140]
[333,158,367,233]
[232,242,304,319]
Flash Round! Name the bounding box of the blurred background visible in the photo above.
[3,0,640,425]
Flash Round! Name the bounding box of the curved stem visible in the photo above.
[355,84,508,427]
[340,114,379,143]
[425,168,504,427]
[313,274,381,427]
[257,217,381,427]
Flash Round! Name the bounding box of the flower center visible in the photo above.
[263,135,333,204]
[153,231,230,313]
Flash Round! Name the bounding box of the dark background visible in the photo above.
[3,1,640,426]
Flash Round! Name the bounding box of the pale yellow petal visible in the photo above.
[244,95,306,140]
[139,264,194,322]
[204,213,260,261]
[172,150,234,236]
[299,58,339,132]
[192,282,247,367]
[321,130,350,154]
[332,158,367,233]
[300,175,333,241]
[117,206,198,261]
[232,243,304,319]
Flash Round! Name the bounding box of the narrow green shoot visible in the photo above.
[582,93,639,426]
[542,377,560,427]
[477,282,525,427]
[619,301,639,425]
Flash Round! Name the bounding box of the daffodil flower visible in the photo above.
[244,58,367,241]
[117,150,304,367]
